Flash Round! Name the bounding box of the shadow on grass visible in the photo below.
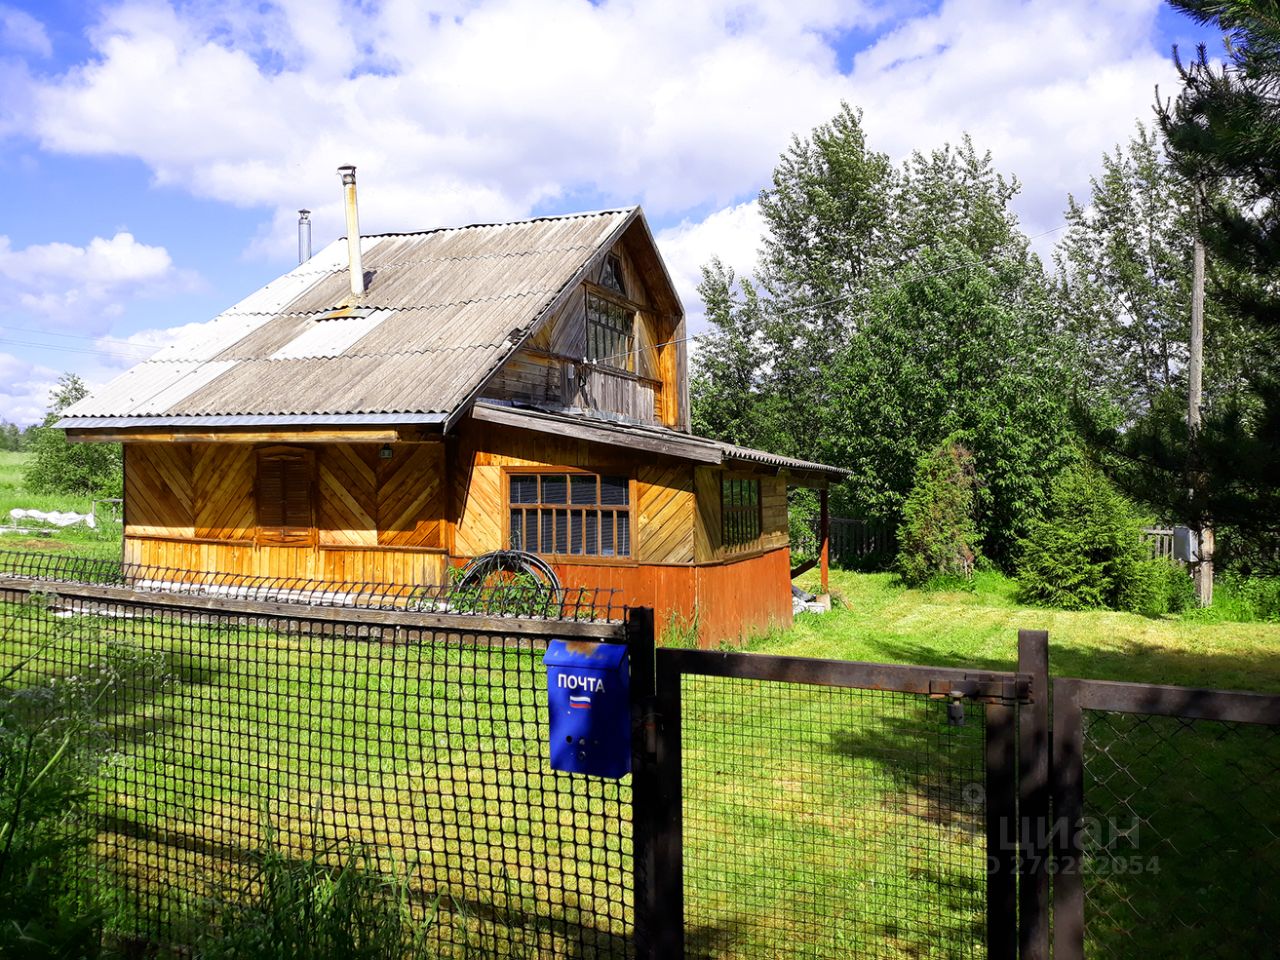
[826,714,984,834]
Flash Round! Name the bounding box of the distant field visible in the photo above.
[0,450,122,559]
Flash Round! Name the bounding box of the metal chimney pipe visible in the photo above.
[338,165,364,298]
[297,209,311,264]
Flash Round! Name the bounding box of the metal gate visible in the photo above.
[1052,678,1280,959]
[631,620,1046,960]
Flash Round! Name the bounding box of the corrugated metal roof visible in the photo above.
[65,209,636,421]
[57,413,446,429]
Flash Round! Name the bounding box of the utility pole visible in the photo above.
[1189,228,1213,606]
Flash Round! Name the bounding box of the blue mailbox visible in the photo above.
[543,640,631,779]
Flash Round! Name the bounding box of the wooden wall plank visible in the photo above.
[125,443,194,538]
[194,444,254,540]
[637,463,694,564]
[377,444,445,548]
[318,443,377,547]
[126,536,446,586]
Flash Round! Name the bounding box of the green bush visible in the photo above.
[895,439,981,588]
[1194,573,1280,622]
[1015,464,1181,613]
[23,375,122,498]
[1120,558,1197,618]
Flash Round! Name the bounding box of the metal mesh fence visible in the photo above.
[677,674,988,959]
[0,586,633,958]
[1080,710,1280,958]
[0,548,624,621]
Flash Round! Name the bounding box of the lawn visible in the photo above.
[0,450,123,560]
[773,568,1280,693]
[3,542,1277,957]
[736,568,1280,958]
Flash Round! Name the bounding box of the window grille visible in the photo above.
[586,292,635,371]
[510,472,631,557]
[721,476,761,546]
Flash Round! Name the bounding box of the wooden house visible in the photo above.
[59,175,844,644]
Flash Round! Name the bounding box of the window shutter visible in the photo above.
[257,449,313,545]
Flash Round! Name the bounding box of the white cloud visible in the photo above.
[0,231,187,331]
[19,0,1184,330]
[655,0,1180,325]
[655,201,767,328]
[0,5,51,58]
[30,0,878,256]
[0,352,60,425]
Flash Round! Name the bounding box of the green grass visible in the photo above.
[770,568,1280,693]
[0,451,122,560]
[4,551,1278,956]
[742,568,1280,958]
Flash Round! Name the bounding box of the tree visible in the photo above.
[692,104,897,463]
[895,439,981,587]
[23,374,122,498]
[822,141,1077,562]
[1101,0,1280,539]
[1056,124,1265,425]
[692,111,1078,565]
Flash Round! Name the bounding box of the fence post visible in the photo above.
[629,608,684,959]
[819,489,829,594]
[1052,679,1086,960]
[1018,629,1051,960]
[986,698,1018,960]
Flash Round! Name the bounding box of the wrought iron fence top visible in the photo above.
[0,548,624,623]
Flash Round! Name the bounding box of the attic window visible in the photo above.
[601,255,626,296]
[586,292,635,372]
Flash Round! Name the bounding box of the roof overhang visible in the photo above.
[469,402,848,486]
[57,413,446,444]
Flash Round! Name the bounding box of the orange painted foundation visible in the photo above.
[553,546,792,647]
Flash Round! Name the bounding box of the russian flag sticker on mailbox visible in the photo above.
[543,640,631,779]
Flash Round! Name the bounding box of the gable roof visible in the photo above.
[59,208,645,429]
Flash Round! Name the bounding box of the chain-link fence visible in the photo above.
[1079,710,1280,958]
[1053,678,1280,960]
[0,579,634,958]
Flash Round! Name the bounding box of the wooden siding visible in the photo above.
[378,444,445,548]
[637,463,695,564]
[126,439,447,584]
[551,546,792,647]
[194,444,254,540]
[693,547,792,645]
[123,537,446,585]
[125,444,194,539]
[694,466,788,562]
[317,444,377,547]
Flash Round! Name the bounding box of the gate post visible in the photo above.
[985,699,1018,960]
[1018,629,1051,960]
[1052,678,1085,960]
[629,608,685,959]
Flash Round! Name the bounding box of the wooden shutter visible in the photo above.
[257,448,314,545]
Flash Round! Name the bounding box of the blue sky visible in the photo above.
[0,0,1221,423]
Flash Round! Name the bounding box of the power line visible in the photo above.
[587,222,1071,366]
[0,336,154,363]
